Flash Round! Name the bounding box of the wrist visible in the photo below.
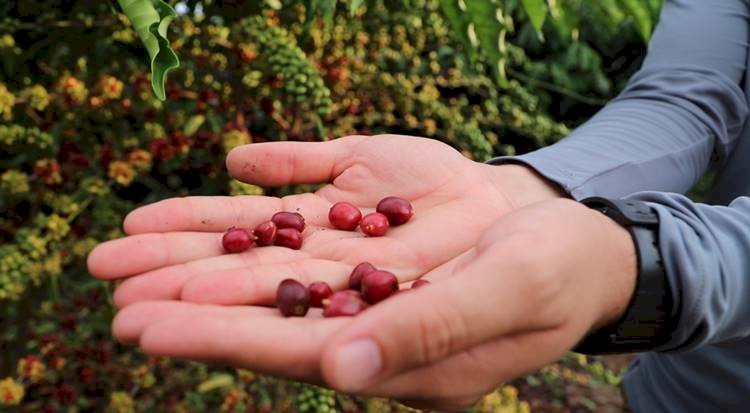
[575,198,672,354]
[482,163,568,209]
[587,207,639,329]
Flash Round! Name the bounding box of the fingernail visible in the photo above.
[332,339,382,390]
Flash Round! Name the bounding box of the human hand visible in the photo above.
[88,134,561,308]
[107,198,636,411]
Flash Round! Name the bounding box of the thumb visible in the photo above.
[226,135,363,186]
[320,246,541,393]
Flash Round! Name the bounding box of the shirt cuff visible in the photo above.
[485,151,589,201]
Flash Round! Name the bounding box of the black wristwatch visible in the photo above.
[573,197,674,354]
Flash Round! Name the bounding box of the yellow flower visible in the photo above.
[220,388,247,412]
[0,170,29,194]
[17,356,46,383]
[46,214,70,240]
[0,83,16,121]
[229,180,264,196]
[42,253,62,277]
[236,369,256,383]
[0,377,24,406]
[221,130,252,153]
[21,85,50,111]
[59,76,88,105]
[33,159,63,186]
[72,238,99,258]
[144,122,166,139]
[501,385,518,400]
[0,34,15,48]
[127,149,152,172]
[99,76,124,99]
[130,365,155,389]
[109,391,135,413]
[108,161,136,187]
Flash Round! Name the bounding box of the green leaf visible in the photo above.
[349,0,365,16]
[265,0,283,10]
[183,114,205,136]
[521,0,547,38]
[439,0,475,60]
[117,0,180,100]
[440,0,511,86]
[197,374,235,393]
[618,0,654,42]
[464,1,510,86]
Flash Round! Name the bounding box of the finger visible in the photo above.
[123,192,338,235]
[320,242,553,393]
[111,246,300,308]
[88,232,223,279]
[135,304,351,381]
[180,259,352,305]
[366,328,577,409]
[112,300,277,344]
[226,136,364,186]
[123,195,282,234]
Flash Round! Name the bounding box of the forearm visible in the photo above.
[491,0,749,199]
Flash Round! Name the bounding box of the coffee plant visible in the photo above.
[0,0,658,411]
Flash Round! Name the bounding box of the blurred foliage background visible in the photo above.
[1,0,660,411]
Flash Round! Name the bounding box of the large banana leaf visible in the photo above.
[117,0,180,100]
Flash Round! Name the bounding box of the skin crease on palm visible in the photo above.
[87,134,635,411]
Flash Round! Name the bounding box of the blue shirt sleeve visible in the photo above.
[489,0,750,199]
[624,192,750,350]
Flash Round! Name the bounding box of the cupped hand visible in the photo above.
[87,134,560,308]
[109,198,637,411]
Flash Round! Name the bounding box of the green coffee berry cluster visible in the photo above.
[0,124,56,153]
[296,384,337,413]
[0,170,30,195]
[236,16,333,116]
[0,245,30,300]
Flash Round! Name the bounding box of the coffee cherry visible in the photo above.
[411,279,430,288]
[274,228,303,250]
[359,212,389,237]
[222,227,255,253]
[272,211,306,232]
[276,279,310,317]
[308,281,333,308]
[376,196,414,225]
[348,262,377,291]
[328,202,362,231]
[253,220,277,246]
[322,291,369,317]
[361,270,399,304]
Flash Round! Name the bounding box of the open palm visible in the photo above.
[88,134,541,308]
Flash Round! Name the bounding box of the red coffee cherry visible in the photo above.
[361,270,399,304]
[348,262,377,291]
[308,281,334,308]
[272,211,306,232]
[328,202,362,231]
[322,291,369,317]
[274,228,303,250]
[376,196,414,225]
[276,279,310,317]
[253,220,277,246]
[222,227,255,253]
[359,212,389,237]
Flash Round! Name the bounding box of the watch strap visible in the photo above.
[573,197,673,354]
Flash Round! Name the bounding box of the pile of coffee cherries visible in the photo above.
[276,262,430,318]
[221,210,306,253]
[220,196,427,317]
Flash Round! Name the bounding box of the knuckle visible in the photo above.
[415,304,469,364]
